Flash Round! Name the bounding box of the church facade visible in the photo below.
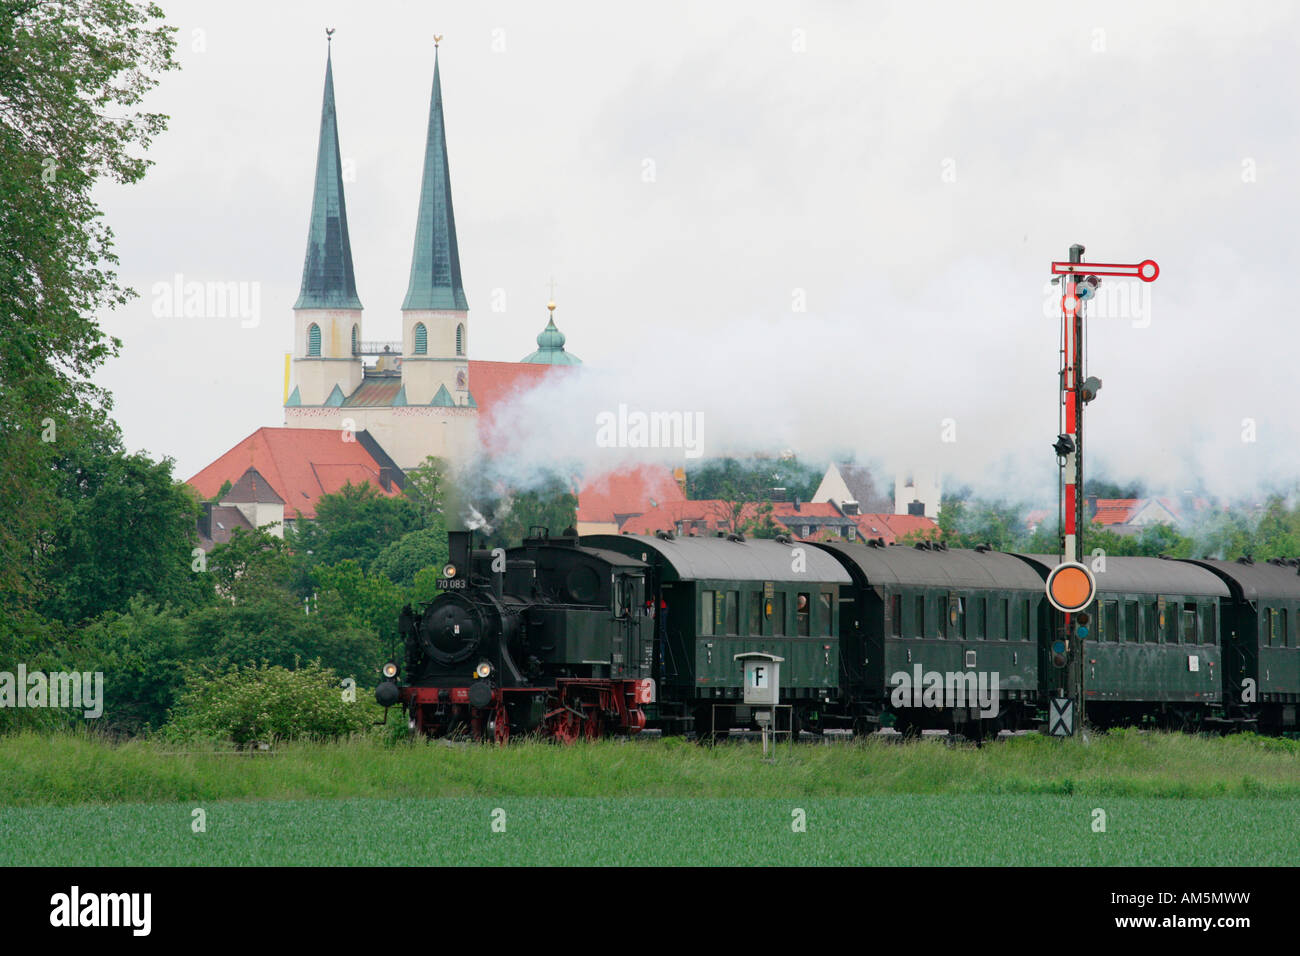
[282,42,578,469]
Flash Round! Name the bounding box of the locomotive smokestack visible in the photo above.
[448,530,472,576]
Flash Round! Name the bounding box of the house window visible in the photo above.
[351,324,359,355]
[456,323,465,356]
[414,322,428,355]
[307,323,321,356]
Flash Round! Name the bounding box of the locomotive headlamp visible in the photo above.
[382,662,398,679]
[474,662,492,679]
[444,563,457,579]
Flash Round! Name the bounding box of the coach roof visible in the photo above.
[581,534,851,584]
[815,542,1045,590]
[1014,554,1231,598]
[1180,558,1300,603]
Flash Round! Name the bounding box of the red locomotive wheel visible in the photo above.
[493,703,511,745]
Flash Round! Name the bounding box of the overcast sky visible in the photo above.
[92,0,1300,502]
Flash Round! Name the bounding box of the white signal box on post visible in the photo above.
[735,652,783,707]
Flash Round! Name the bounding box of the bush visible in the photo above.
[160,662,374,745]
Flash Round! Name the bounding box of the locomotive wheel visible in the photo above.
[551,709,582,744]
[582,707,604,740]
[493,703,511,745]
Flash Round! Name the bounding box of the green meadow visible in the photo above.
[2,730,1297,865]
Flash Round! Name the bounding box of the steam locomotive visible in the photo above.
[374,527,1300,740]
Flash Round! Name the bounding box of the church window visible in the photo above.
[307,323,321,356]
[414,323,427,355]
[351,325,359,355]
[456,323,465,356]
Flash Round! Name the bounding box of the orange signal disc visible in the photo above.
[1045,562,1096,612]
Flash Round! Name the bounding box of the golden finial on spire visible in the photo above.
[547,276,557,312]
[326,27,335,44]
[434,34,443,47]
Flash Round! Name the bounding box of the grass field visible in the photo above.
[2,795,1297,866]
[2,730,1297,865]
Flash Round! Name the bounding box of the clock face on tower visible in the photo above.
[456,367,467,391]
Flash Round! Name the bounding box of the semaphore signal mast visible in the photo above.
[1046,244,1159,736]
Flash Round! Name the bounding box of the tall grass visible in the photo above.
[0,727,1297,807]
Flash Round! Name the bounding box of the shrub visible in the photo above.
[160,661,373,745]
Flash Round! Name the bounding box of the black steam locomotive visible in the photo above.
[376,529,656,742]
[375,527,1300,741]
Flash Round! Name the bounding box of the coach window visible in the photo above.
[1000,598,1010,640]
[948,594,964,639]
[819,591,833,635]
[1182,602,1198,645]
[773,592,787,637]
[1124,602,1138,643]
[700,591,715,636]
[749,592,763,635]
[937,596,948,639]
[1199,604,1216,646]
[970,595,985,640]
[1023,599,1032,641]
[725,591,739,635]
[1104,602,1119,644]
[797,592,811,636]
[891,594,902,637]
[915,595,925,638]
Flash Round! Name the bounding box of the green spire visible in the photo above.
[402,47,469,312]
[294,44,363,310]
[521,306,582,365]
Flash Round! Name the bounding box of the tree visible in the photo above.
[371,526,448,588]
[0,0,177,606]
[290,481,423,570]
[38,441,213,623]
[474,472,578,549]
[404,456,447,526]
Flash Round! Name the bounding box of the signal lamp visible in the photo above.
[1052,434,1075,458]
[1080,376,1103,403]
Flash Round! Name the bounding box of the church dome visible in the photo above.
[520,304,582,365]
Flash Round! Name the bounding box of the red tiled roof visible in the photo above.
[468,360,572,439]
[1092,498,1140,525]
[577,465,685,525]
[186,427,399,520]
[850,512,940,544]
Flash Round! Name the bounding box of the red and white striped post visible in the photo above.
[1050,246,1159,732]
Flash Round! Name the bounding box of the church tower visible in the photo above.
[400,43,471,407]
[288,38,364,408]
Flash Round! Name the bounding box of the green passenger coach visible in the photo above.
[582,532,851,736]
